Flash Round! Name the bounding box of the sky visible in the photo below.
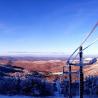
[0,0,98,56]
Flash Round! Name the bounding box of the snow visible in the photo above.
[0,95,98,98]
[0,96,32,98]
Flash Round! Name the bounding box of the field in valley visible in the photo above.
[0,56,98,81]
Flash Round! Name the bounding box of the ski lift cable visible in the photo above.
[63,38,98,74]
[67,22,98,62]
[80,22,98,46]
[67,47,79,61]
[70,38,98,64]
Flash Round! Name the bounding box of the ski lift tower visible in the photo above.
[79,46,84,98]
[64,22,98,98]
[66,46,97,98]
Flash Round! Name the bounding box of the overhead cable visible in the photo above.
[67,22,98,62]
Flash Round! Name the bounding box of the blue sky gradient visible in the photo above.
[0,0,98,55]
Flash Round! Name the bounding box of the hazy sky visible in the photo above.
[0,0,98,55]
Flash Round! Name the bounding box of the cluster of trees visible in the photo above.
[57,79,79,96]
[59,76,98,96]
[1,67,98,97]
[84,76,98,95]
[0,73,54,96]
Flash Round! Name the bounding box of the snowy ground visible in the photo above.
[0,95,98,98]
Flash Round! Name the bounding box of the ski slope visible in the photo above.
[0,95,98,98]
